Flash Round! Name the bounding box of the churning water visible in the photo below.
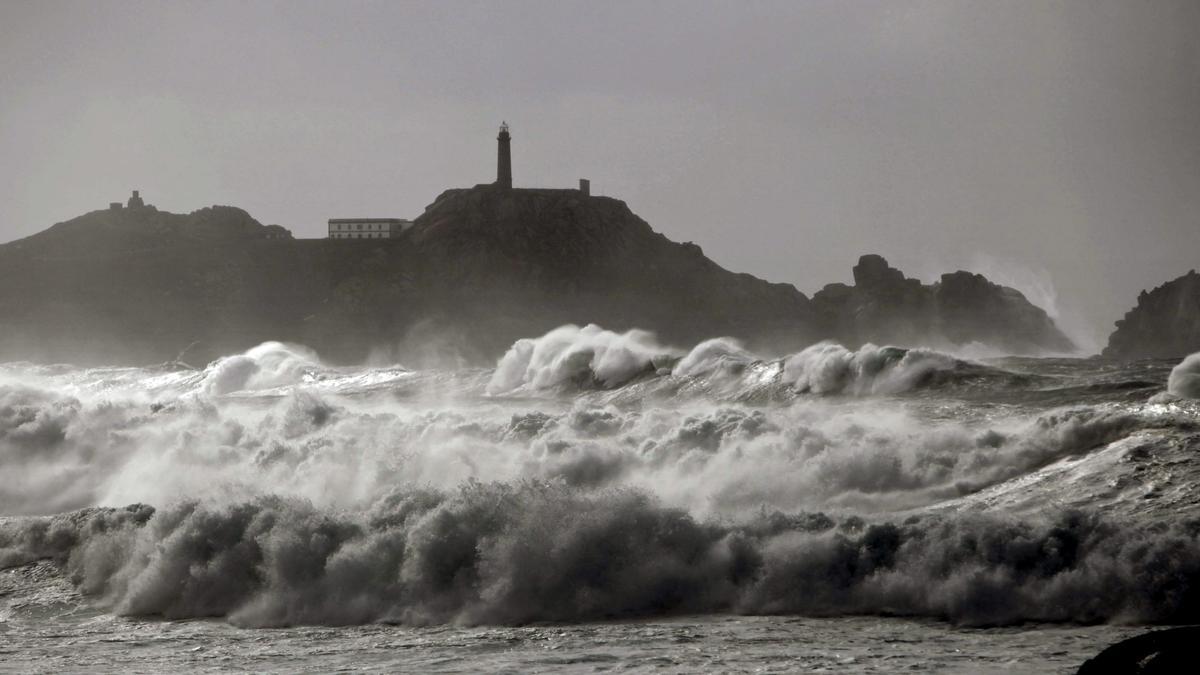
[2,325,1198,672]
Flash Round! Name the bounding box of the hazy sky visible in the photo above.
[2,0,1197,350]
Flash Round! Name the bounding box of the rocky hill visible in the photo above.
[1103,270,1200,360]
[0,186,1074,365]
[398,187,820,356]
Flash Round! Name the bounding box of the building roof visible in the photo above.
[328,218,410,224]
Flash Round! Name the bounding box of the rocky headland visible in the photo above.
[0,186,1074,365]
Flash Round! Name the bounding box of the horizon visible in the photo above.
[2,0,1198,349]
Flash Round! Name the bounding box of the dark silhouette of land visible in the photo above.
[1077,627,1198,674]
[0,185,1076,366]
[1104,270,1200,360]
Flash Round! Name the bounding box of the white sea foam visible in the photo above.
[3,490,1199,627]
[1,330,1193,628]
[1168,352,1200,399]
[203,341,322,395]
[782,341,956,395]
[487,324,679,394]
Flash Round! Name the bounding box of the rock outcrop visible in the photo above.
[0,187,1074,365]
[1103,270,1200,360]
[1077,626,1198,674]
[812,254,1074,354]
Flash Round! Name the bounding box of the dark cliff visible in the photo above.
[1103,270,1200,360]
[811,254,1074,354]
[398,187,819,357]
[0,204,309,365]
[0,188,818,365]
[0,188,1074,365]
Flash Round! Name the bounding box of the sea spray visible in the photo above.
[4,492,1200,627]
[203,341,322,395]
[0,362,1172,517]
[782,341,957,395]
[2,330,1195,633]
[487,324,680,394]
[1168,352,1200,399]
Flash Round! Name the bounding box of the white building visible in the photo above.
[328,218,412,239]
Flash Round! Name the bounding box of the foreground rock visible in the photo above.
[0,187,1073,365]
[1077,626,1199,674]
[1103,270,1200,360]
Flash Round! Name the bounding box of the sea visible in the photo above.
[2,324,1198,673]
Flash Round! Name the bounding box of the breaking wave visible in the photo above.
[1168,352,1200,399]
[486,325,1008,399]
[2,327,1195,629]
[487,325,678,394]
[782,342,957,395]
[0,364,1179,518]
[203,341,322,395]
[3,490,1200,627]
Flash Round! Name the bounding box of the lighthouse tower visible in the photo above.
[496,122,512,189]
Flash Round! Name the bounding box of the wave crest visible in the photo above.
[1168,353,1200,399]
[486,325,984,399]
[203,342,322,395]
[783,342,957,395]
[486,325,679,394]
[4,490,1200,627]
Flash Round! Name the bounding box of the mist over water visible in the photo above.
[2,325,1198,647]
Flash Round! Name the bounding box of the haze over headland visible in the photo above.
[2,1,1198,348]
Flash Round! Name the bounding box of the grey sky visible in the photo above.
[2,0,1197,350]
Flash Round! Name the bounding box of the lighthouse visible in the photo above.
[496,121,512,189]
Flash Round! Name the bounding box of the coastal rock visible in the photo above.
[852,253,906,288]
[1103,270,1200,360]
[0,189,1073,365]
[813,255,1074,354]
[1077,627,1199,674]
[0,187,819,365]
